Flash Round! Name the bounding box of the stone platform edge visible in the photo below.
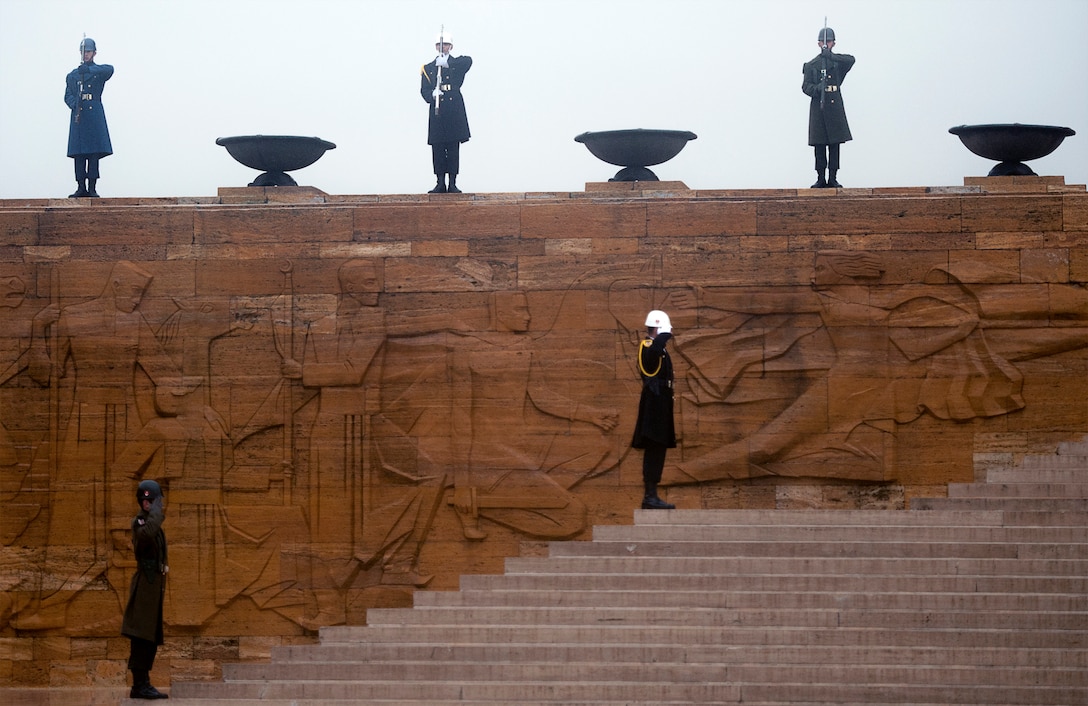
[0,176,1083,208]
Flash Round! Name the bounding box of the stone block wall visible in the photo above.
[1,176,1087,687]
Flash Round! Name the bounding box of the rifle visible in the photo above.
[820,17,827,111]
[76,34,86,124]
[433,25,445,116]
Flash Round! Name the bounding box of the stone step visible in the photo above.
[596,522,1088,546]
[413,588,1086,613]
[911,497,1088,511]
[214,660,1088,689]
[630,509,1009,526]
[320,624,1088,650]
[502,555,1088,577]
[169,680,741,702]
[1020,453,1088,469]
[546,539,1088,560]
[592,523,1088,543]
[459,571,1088,594]
[633,507,1088,526]
[165,678,1086,705]
[363,606,1087,630]
[146,698,1088,706]
[948,482,1088,498]
[269,642,1088,669]
[986,467,1088,484]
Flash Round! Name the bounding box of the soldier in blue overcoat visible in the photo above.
[420,31,471,194]
[802,27,854,188]
[64,37,114,198]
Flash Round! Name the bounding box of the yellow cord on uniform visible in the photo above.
[637,339,662,377]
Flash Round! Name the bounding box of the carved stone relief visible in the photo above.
[3,250,1088,635]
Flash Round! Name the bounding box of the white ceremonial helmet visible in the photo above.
[644,310,671,329]
[436,31,453,45]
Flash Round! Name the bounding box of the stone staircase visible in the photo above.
[158,443,1088,705]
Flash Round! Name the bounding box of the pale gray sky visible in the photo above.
[1,0,1085,198]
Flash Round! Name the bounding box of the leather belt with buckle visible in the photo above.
[81,93,94,100]
[824,85,838,92]
[440,84,453,91]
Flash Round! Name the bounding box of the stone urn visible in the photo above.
[575,129,697,182]
[216,135,337,186]
[948,123,1075,176]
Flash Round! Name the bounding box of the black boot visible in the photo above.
[447,175,462,194]
[130,669,168,699]
[827,170,842,188]
[641,483,675,510]
[428,174,447,194]
[69,180,89,198]
[810,171,827,189]
[87,179,100,197]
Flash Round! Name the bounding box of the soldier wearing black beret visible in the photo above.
[802,27,855,188]
[64,37,114,197]
[420,30,472,194]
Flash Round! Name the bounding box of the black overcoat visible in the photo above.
[420,55,472,145]
[631,333,677,449]
[121,503,167,645]
[65,61,114,158]
[802,50,854,146]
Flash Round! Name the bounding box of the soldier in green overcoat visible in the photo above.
[121,480,169,700]
[802,27,855,187]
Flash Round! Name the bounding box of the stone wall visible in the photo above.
[1,176,1087,687]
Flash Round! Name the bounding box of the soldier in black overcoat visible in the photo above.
[420,31,471,193]
[64,37,114,198]
[631,310,677,510]
[802,27,855,188]
[121,480,169,700]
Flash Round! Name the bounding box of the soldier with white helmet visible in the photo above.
[420,28,472,193]
[630,310,677,510]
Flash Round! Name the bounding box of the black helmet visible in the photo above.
[136,479,162,505]
[818,27,836,42]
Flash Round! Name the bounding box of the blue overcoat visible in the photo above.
[65,61,114,158]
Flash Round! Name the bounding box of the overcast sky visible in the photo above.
[1,0,1085,199]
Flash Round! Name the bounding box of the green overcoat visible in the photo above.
[121,503,167,644]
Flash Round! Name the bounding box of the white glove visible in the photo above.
[435,54,449,68]
[432,86,444,99]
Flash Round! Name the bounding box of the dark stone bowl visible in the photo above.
[216,135,337,186]
[948,123,1075,176]
[575,129,697,181]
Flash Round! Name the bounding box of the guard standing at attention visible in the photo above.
[631,310,677,510]
[802,26,854,188]
[64,37,114,198]
[121,480,169,700]
[420,29,472,194]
